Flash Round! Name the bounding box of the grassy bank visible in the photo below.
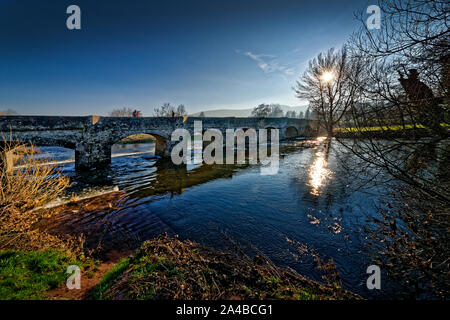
[0,141,95,300]
[92,236,360,300]
[335,123,449,138]
[0,249,83,300]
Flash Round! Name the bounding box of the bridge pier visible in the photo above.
[154,136,175,158]
[74,139,175,170]
[75,143,112,171]
[1,116,316,171]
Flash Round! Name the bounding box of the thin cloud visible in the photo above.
[239,50,295,76]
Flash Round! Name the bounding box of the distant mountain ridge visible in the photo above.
[190,105,307,117]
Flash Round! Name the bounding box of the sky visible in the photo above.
[0,0,371,116]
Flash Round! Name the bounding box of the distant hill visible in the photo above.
[190,105,307,117]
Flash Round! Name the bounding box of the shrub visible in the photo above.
[0,139,75,252]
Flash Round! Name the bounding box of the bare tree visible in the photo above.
[294,47,365,137]
[286,111,297,118]
[352,0,449,91]
[109,107,134,117]
[252,104,271,117]
[341,0,449,199]
[350,0,449,136]
[273,105,283,117]
[270,104,284,117]
[176,104,187,117]
[334,0,450,297]
[304,108,310,120]
[251,104,284,117]
[153,103,188,117]
[154,103,171,117]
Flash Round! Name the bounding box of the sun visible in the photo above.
[320,71,334,83]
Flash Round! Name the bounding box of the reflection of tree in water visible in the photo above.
[130,161,241,199]
[406,141,437,174]
[335,137,450,298]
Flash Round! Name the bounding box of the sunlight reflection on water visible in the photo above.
[308,137,332,196]
[39,137,399,298]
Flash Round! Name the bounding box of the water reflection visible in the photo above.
[38,137,399,298]
[308,138,332,196]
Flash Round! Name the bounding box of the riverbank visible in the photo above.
[0,249,83,299]
[25,185,357,300]
[91,235,360,300]
[2,184,361,300]
[335,123,449,139]
[0,235,360,300]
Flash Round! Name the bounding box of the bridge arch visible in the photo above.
[4,134,78,150]
[1,115,316,171]
[0,137,77,172]
[75,130,172,171]
[285,126,299,139]
[109,130,170,157]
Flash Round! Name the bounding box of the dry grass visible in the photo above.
[0,139,82,253]
[93,235,360,300]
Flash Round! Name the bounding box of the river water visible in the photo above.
[35,139,399,299]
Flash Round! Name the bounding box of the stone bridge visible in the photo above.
[0,116,318,170]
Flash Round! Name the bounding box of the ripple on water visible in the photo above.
[41,140,399,298]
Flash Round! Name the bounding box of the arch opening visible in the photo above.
[111,132,168,158]
[285,126,299,139]
[0,140,75,171]
[76,131,171,171]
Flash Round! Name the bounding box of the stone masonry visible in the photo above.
[0,116,318,171]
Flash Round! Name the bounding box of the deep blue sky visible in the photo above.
[0,0,370,115]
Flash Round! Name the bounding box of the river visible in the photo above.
[34,138,399,299]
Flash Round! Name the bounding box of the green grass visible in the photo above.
[0,250,80,300]
[91,257,131,300]
[92,253,180,300]
[339,123,449,133]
